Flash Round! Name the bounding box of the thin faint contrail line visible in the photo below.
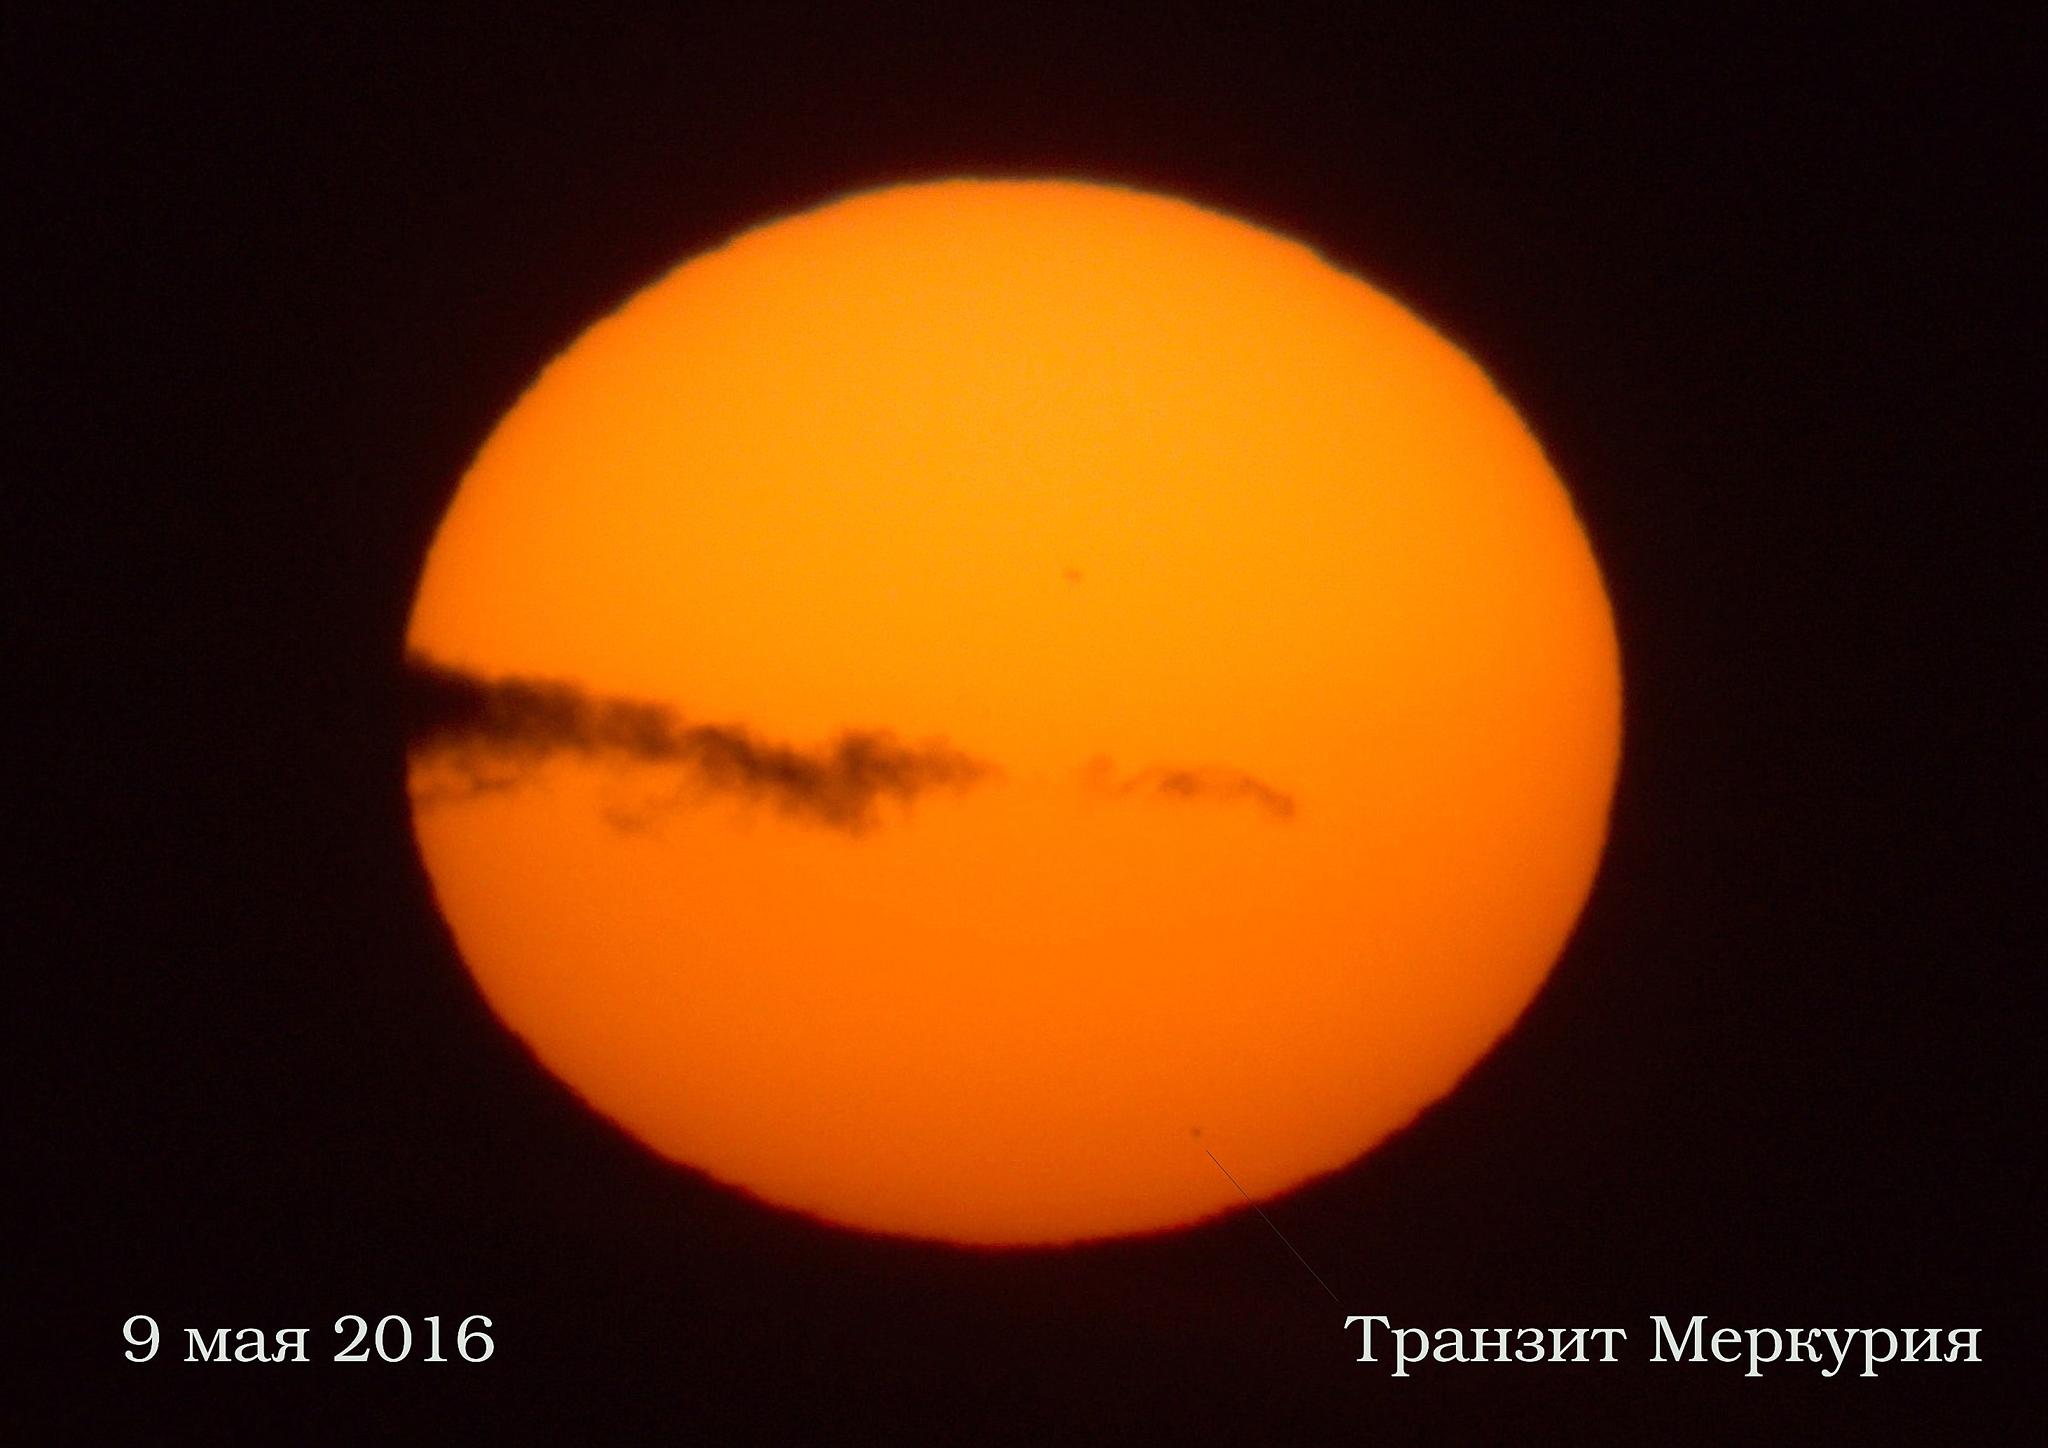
[1205,1148,1342,1306]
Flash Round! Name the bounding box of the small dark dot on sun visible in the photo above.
[1190,1127,1202,1138]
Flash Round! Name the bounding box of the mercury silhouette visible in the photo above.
[404,178,1621,1245]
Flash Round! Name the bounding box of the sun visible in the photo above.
[403,177,1621,1245]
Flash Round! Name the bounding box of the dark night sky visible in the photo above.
[16,7,2036,1442]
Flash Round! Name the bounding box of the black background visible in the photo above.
[17,6,2035,1443]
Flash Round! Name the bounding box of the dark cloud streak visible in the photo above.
[402,653,995,834]
[1081,758,1297,821]
[403,656,1300,833]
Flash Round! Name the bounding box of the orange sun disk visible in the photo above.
[405,178,1621,1245]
